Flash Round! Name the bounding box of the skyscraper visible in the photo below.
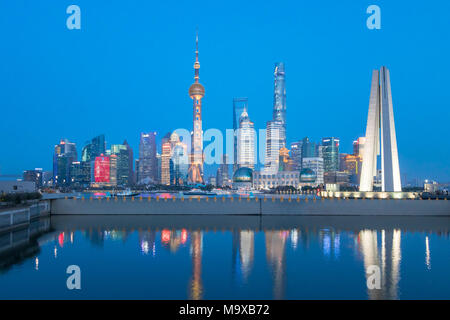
[237,107,255,169]
[53,139,77,186]
[79,134,107,186]
[161,134,172,185]
[233,98,248,173]
[216,154,230,187]
[170,133,189,186]
[322,137,340,173]
[301,137,317,165]
[123,140,134,185]
[111,143,130,186]
[264,63,287,174]
[353,137,366,158]
[272,62,287,148]
[188,32,205,184]
[94,154,110,184]
[264,120,283,174]
[360,67,401,192]
[290,141,303,171]
[138,132,158,184]
[23,169,43,188]
[91,134,106,159]
[109,154,118,186]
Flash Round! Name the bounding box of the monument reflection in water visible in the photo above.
[0,215,449,300]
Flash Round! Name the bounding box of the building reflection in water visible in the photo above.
[425,236,431,270]
[189,231,203,300]
[232,230,255,284]
[138,230,156,256]
[290,229,298,250]
[319,228,341,260]
[265,230,288,300]
[358,229,402,299]
[161,229,188,253]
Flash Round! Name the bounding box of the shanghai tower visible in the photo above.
[188,32,205,184]
[264,62,286,173]
[272,62,286,148]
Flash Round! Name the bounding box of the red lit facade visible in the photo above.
[94,155,110,183]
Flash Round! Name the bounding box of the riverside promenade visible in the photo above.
[50,196,450,216]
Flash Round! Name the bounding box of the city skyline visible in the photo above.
[0,1,449,182]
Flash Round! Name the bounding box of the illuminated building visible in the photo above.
[423,180,439,193]
[23,168,43,188]
[272,62,287,148]
[360,67,401,192]
[138,132,158,184]
[264,62,287,174]
[252,171,299,190]
[300,168,316,184]
[216,154,230,187]
[264,120,283,174]
[79,135,106,186]
[233,98,248,173]
[290,141,302,171]
[109,154,118,186]
[353,137,366,157]
[302,157,324,186]
[322,137,340,173]
[53,139,77,186]
[188,32,205,184]
[111,143,130,186]
[170,133,189,186]
[69,161,83,186]
[237,107,255,169]
[94,154,110,184]
[324,171,349,185]
[233,167,253,190]
[161,132,189,186]
[161,134,172,185]
[342,154,363,185]
[278,147,294,171]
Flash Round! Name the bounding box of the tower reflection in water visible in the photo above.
[232,230,255,284]
[358,229,402,299]
[265,231,288,300]
[189,231,203,300]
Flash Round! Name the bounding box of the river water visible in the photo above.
[0,215,449,299]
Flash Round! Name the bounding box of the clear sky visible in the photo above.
[0,0,449,182]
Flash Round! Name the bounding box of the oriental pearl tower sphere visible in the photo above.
[188,32,205,184]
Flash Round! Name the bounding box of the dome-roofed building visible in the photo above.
[300,168,316,183]
[233,167,253,189]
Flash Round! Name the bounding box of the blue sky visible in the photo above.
[0,0,449,182]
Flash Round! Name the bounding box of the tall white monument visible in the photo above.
[360,67,401,192]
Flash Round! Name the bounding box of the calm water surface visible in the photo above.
[0,215,449,299]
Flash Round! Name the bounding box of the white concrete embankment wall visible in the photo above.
[50,197,450,216]
[0,201,51,232]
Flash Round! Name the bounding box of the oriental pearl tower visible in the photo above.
[188,32,205,184]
